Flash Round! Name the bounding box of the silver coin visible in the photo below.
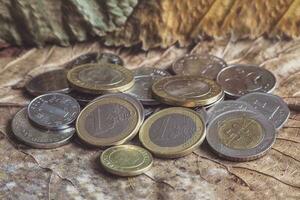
[93,93,145,125]
[194,107,208,124]
[144,104,170,118]
[172,54,227,79]
[69,90,99,106]
[207,100,256,123]
[206,110,276,161]
[28,93,80,130]
[26,69,70,96]
[125,68,170,105]
[12,108,75,148]
[204,92,225,109]
[217,64,276,98]
[238,92,290,129]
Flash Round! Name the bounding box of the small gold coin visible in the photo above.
[76,96,141,147]
[67,63,134,94]
[100,145,153,176]
[152,76,223,107]
[139,107,206,158]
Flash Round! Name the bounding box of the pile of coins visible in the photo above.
[12,52,290,177]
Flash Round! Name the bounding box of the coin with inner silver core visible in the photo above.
[238,92,290,130]
[92,93,145,126]
[152,76,223,107]
[28,93,80,130]
[67,63,134,94]
[206,110,276,161]
[26,69,70,96]
[100,145,153,176]
[172,54,227,79]
[126,67,170,105]
[139,107,206,158]
[12,108,75,148]
[76,96,141,147]
[217,64,276,98]
[206,100,256,123]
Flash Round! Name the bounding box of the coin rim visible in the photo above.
[139,107,206,158]
[206,110,276,161]
[216,64,277,98]
[76,96,141,147]
[100,145,153,176]
[67,63,134,94]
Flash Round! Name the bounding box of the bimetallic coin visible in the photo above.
[76,96,141,147]
[238,92,290,129]
[100,145,153,176]
[207,100,256,123]
[93,93,145,127]
[28,93,80,130]
[12,108,75,148]
[69,91,99,106]
[139,107,206,158]
[217,64,276,98]
[26,69,70,96]
[172,54,227,79]
[152,76,223,107]
[126,68,170,105]
[207,110,276,161]
[67,63,134,94]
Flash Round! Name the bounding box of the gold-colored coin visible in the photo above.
[152,76,223,107]
[76,96,141,147]
[67,63,134,94]
[139,107,206,158]
[100,145,153,176]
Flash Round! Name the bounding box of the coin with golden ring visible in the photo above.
[67,63,134,94]
[152,76,223,107]
[206,110,276,161]
[100,145,153,176]
[139,107,206,158]
[76,96,141,147]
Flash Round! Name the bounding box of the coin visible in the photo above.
[67,63,134,94]
[217,64,276,98]
[93,93,145,126]
[28,93,80,130]
[206,100,256,123]
[238,92,290,129]
[206,110,276,161]
[152,76,223,107]
[76,96,141,147]
[172,54,227,79]
[139,107,206,158]
[69,90,99,106]
[100,145,153,176]
[194,107,208,124]
[25,69,70,96]
[99,52,124,66]
[126,68,170,105]
[12,108,75,148]
[204,91,225,109]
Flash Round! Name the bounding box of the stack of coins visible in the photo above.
[11,52,290,177]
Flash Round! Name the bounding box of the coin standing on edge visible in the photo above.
[206,110,276,161]
[126,67,170,105]
[217,64,276,98]
[67,63,134,94]
[12,108,75,148]
[152,76,223,107]
[139,107,206,158]
[26,69,70,96]
[100,145,153,176]
[238,92,290,129]
[28,93,80,130]
[172,54,227,79]
[76,96,141,147]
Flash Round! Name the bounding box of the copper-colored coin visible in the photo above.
[139,107,206,158]
[76,96,141,147]
[67,63,134,94]
[152,76,223,107]
[172,54,227,79]
[26,69,70,96]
